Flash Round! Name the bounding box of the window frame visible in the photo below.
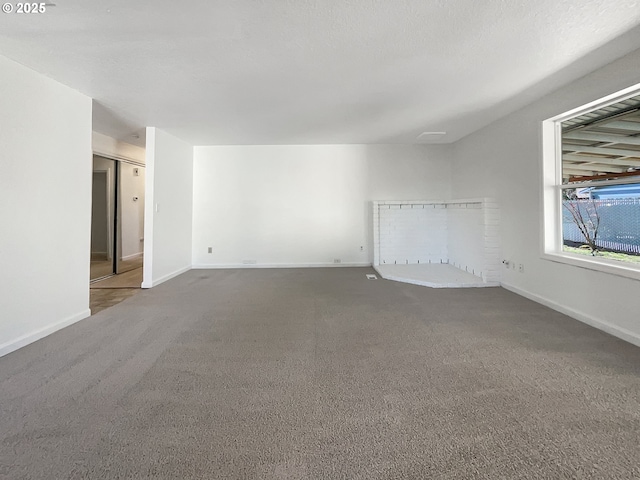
[541,83,640,281]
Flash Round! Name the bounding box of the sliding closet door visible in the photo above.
[90,156,117,281]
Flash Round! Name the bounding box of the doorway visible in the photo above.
[90,155,146,312]
[90,158,116,281]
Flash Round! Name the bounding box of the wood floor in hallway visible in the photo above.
[90,267,143,314]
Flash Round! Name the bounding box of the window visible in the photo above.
[542,85,640,280]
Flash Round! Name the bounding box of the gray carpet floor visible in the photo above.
[1,267,640,479]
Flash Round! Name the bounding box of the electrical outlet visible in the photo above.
[334,259,342,264]
[207,247,212,254]
[359,246,364,252]
[518,263,524,273]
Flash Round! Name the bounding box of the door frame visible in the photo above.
[90,153,146,282]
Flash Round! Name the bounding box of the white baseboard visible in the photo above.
[192,262,372,269]
[141,265,191,289]
[120,252,143,261]
[0,309,92,358]
[501,282,640,348]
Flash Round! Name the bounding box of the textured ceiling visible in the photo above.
[2,0,640,146]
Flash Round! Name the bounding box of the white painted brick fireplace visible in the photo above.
[372,199,500,287]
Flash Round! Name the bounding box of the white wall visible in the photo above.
[451,47,640,345]
[92,131,145,164]
[192,145,450,267]
[447,200,500,283]
[0,56,92,357]
[447,204,484,274]
[142,128,193,287]
[119,162,145,260]
[378,204,448,265]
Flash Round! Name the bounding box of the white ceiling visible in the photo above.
[2,0,640,146]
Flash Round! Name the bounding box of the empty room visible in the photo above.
[2,1,640,478]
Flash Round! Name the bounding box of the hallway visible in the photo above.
[89,267,143,314]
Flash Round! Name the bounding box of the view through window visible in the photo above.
[560,94,640,265]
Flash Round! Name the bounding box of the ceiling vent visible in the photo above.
[416,131,447,143]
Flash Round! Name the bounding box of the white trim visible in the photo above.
[541,84,640,280]
[192,262,372,269]
[142,127,156,288]
[120,252,143,262]
[541,252,640,281]
[373,198,488,206]
[501,282,640,348]
[93,150,145,166]
[141,265,191,288]
[0,309,91,358]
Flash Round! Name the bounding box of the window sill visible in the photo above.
[541,251,640,281]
